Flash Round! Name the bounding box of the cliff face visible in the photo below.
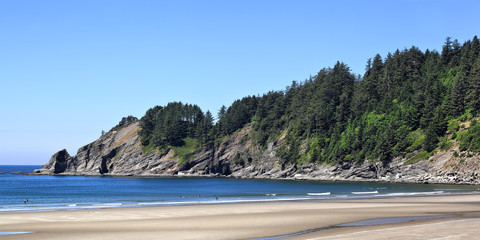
[37,122,178,176]
[36,121,480,184]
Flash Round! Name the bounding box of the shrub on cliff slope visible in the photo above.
[459,119,480,152]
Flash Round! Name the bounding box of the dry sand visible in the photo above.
[1,194,480,239]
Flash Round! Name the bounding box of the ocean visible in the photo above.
[1,165,479,212]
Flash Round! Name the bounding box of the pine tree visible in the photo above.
[467,56,480,115]
[218,105,226,120]
[449,72,467,116]
[363,54,383,110]
[376,124,395,163]
[197,110,214,144]
[424,125,438,152]
[442,37,453,66]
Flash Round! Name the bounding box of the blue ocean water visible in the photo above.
[1,165,479,212]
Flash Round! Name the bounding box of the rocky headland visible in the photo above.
[35,121,480,185]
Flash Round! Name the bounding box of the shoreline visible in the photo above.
[2,194,480,239]
[30,171,480,186]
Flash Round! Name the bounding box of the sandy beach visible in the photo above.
[1,194,480,240]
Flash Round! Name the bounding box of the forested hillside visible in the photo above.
[138,36,480,166]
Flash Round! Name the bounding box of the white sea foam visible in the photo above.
[352,191,378,194]
[307,192,331,196]
[375,191,445,197]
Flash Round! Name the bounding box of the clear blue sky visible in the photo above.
[1,0,479,165]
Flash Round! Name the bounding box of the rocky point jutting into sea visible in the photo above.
[35,120,480,184]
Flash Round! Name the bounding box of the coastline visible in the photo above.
[2,194,480,239]
[31,170,480,186]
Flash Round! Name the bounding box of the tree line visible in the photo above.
[137,36,480,165]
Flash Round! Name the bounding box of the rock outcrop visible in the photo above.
[42,149,72,174]
[35,121,480,184]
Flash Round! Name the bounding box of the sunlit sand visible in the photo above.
[1,194,480,239]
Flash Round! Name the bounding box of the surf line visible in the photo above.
[307,192,331,196]
[351,191,378,194]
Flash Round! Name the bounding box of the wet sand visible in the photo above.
[1,194,480,239]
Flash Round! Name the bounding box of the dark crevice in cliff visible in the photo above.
[100,148,118,174]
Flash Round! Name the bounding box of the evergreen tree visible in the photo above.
[376,123,395,163]
[362,54,383,110]
[449,72,467,116]
[442,37,453,66]
[467,56,480,115]
[423,125,438,152]
[218,105,226,120]
[197,110,214,144]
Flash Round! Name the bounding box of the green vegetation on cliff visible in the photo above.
[139,102,213,148]
[138,36,480,165]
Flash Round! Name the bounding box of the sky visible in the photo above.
[0,0,479,165]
